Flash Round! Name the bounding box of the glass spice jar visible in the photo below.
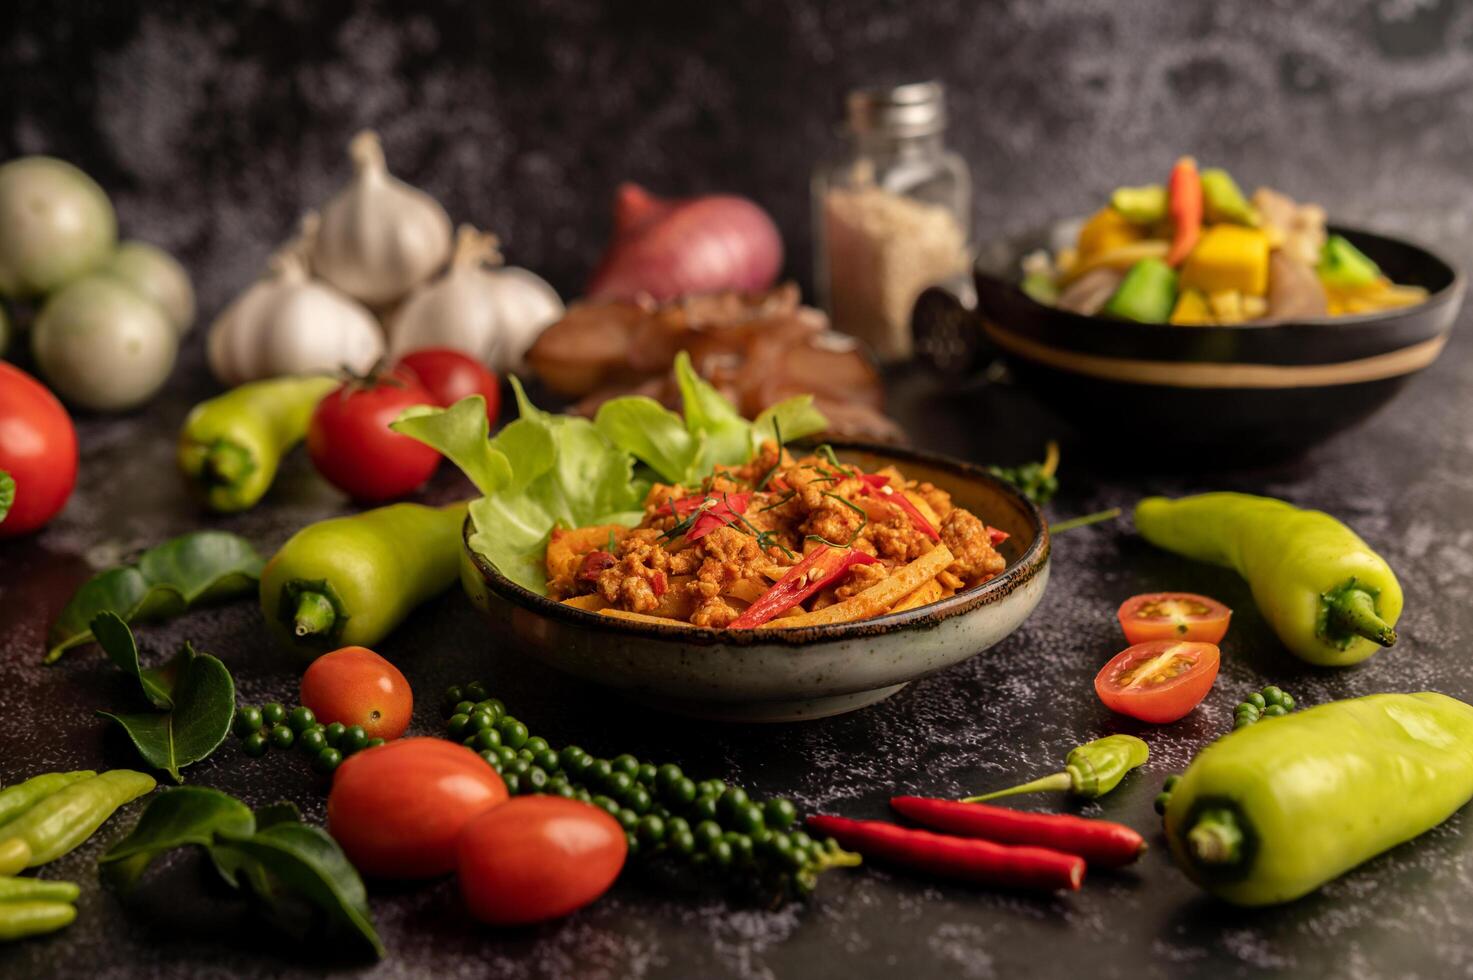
[813,81,972,363]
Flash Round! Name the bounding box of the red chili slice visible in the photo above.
[728,545,879,629]
[859,474,940,542]
[577,551,616,582]
[663,492,752,542]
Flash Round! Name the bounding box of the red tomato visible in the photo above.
[300,646,412,740]
[1094,640,1220,724]
[1117,592,1232,645]
[328,738,508,878]
[395,348,500,424]
[307,369,441,502]
[458,796,626,925]
[0,362,78,537]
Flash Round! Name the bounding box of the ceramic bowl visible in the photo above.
[459,443,1049,722]
[913,225,1463,463]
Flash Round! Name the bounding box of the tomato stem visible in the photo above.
[961,771,1073,803]
[292,591,337,639]
[1186,807,1243,866]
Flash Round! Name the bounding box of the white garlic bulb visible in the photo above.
[388,226,564,372]
[312,130,452,307]
[208,232,384,386]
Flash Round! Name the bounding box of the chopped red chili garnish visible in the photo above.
[665,492,752,541]
[858,474,941,542]
[650,570,668,597]
[988,527,1010,546]
[728,544,879,629]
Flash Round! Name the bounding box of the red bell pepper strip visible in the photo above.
[728,545,879,629]
[1166,156,1202,266]
[889,796,1145,868]
[806,814,1084,892]
[859,475,940,543]
[662,492,752,542]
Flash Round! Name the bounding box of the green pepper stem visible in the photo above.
[961,771,1073,803]
[1325,586,1397,647]
[1187,807,1244,866]
[204,442,253,487]
[1050,508,1122,535]
[292,591,338,639]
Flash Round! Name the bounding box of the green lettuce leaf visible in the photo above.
[394,366,827,596]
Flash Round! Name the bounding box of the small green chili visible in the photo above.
[963,734,1150,803]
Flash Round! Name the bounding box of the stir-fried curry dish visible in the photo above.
[546,443,1009,629]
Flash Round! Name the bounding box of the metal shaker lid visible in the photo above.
[845,81,947,138]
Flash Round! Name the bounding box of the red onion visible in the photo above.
[586,183,783,301]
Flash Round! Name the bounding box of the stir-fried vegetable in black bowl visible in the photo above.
[913,173,1463,463]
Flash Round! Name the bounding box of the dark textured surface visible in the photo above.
[3,1,1473,977]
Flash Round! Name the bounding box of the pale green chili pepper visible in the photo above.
[963,734,1150,802]
[0,877,80,903]
[0,770,155,867]
[0,901,76,941]
[0,772,94,826]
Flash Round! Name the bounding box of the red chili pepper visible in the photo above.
[859,474,940,543]
[806,814,1084,892]
[1166,155,1202,266]
[577,550,616,582]
[889,796,1145,868]
[650,570,668,598]
[664,492,753,541]
[987,527,1010,546]
[728,545,879,629]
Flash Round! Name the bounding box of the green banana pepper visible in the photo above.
[1165,693,1473,906]
[963,734,1149,802]
[0,901,76,941]
[259,502,466,655]
[178,376,337,512]
[1134,493,1402,666]
[0,770,156,867]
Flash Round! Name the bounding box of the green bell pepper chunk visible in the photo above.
[1134,492,1402,666]
[1165,693,1473,906]
[1110,185,1166,225]
[1318,234,1382,289]
[1101,258,1177,323]
[1021,271,1060,305]
[1200,168,1259,226]
[259,502,467,657]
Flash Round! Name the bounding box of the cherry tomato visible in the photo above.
[1117,592,1232,645]
[307,369,441,502]
[300,646,412,740]
[1094,640,1220,724]
[395,348,500,424]
[328,738,507,878]
[458,796,626,925]
[0,361,78,537]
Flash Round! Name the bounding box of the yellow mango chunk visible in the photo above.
[1170,288,1213,325]
[1180,225,1270,296]
[1077,208,1145,259]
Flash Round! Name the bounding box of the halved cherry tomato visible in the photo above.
[458,796,626,925]
[1117,592,1232,645]
[328,738,507,878]
[300,645,413,739]
[1094,640,1220,724]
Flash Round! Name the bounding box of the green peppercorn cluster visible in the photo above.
[233,702,385,774]
[1233,686,1295,730]
[441,681,859,895]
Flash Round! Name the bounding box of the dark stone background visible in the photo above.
[3,2,1473,978]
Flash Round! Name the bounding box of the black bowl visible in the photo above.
[913,225,1463,462]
